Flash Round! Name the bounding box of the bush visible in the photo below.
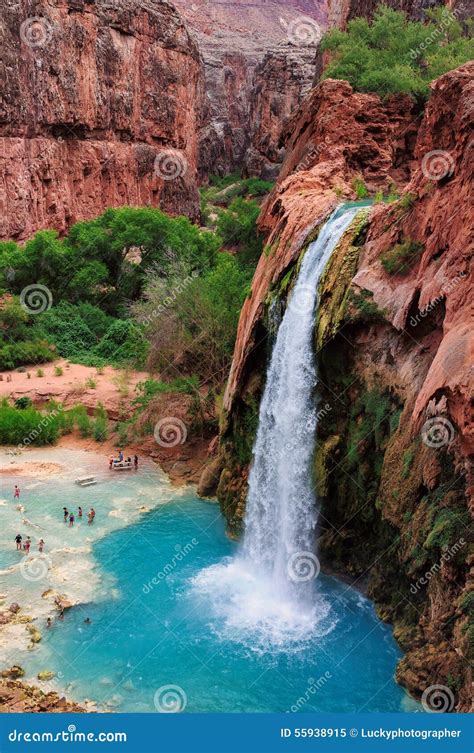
[381,240,423,274]
[74,406,92,438]
[14,397,32,410]
[321,6,473,101]
[0,402,62,446]
[217,198,263,268]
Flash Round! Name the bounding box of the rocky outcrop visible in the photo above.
[0,0,205,241]
[0,679,86,712]
[174,0,328,178]
[218,62,473,709]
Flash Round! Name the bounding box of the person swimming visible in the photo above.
[83,617,91,625]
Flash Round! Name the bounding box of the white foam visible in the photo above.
[191,557,337,654]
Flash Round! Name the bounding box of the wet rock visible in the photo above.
[1,666,25,679]
[8,603,21,614]
[37,671,56,682]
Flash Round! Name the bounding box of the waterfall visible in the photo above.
[192,205,365,648]
[241,205,363,593]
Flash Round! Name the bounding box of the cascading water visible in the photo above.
[192,205,366,648]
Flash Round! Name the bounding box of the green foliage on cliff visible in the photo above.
[380,240,423,275]
[321,6,473,100]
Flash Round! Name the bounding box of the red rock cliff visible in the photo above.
[0,0,205,240]
[217,62,473,709]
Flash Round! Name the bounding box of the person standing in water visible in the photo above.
[69,512,75,527]
[14,485,20,499]
[63,507,69,522]
[88,508,95,525]
[24,536,31,553]
[78,506,83,519]
[15,534,22,550]
[38,539,45,553]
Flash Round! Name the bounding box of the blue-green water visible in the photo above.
[0,449,416,713]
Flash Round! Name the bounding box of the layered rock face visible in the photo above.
[0,0,204,241]
[217,63,473,708]
[173,0,328,178]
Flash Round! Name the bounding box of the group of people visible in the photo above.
[62,506,95,525]
[109,451,138,469]
[13,483,98,555]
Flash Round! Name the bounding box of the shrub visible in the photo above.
[14,397,33,409]
[217,198,264,269]
[93,416,108,442]
[352,177,369,199]
[75,406,92,438]
[0,402,62,446]
[54,366,63,377]
[381,240,423,274]
[36,368,44,377]
[321,6,473,101]
[85,377,97,389]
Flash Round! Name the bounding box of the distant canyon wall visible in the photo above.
[174,0,328,179]
[0,0,205,241]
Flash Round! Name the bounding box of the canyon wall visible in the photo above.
[215,62,473,709]
[173,0,328,178]
[0,0,205,241]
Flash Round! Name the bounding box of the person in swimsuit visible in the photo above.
[14,485,20,499]
[78,506,83,518]
[38,539,45,553]
[15,534,22,550]
[69,512,75,527]
[63,507,69,522]
[46,617,52,628]
[88,508,95,525]
[83,617,91,625]
[24,536,31,553]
